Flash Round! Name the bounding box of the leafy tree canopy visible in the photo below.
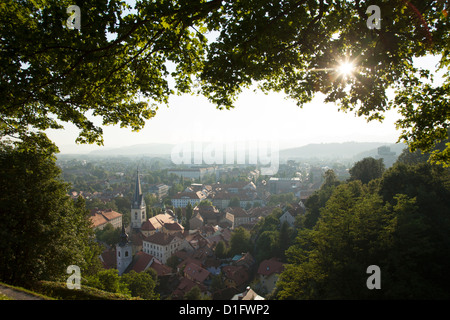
[0,137,102,285]
[301,169,341,228]
[120,269,159,300]
[1,0,449,164]
[228,196,241,207]
[229,226,252,256]
[349,157,385,184]
[214,240,228,258]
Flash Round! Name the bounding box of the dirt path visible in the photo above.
[0,284,45,300]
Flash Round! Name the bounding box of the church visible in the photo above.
[115,169,187,275]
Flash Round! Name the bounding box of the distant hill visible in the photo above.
[89,143,175,156]
[86,141,408,162]
[279,142,406,160]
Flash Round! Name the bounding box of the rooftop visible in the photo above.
[89,209,122,228]
[144,232,180,246]
[131,251,155,273]
[172,191,206,200]
[257,258,284,276]
[184,262,210,283]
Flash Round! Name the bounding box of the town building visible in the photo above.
[173,277,208,299]
[279,210,295,227]
[257,258,285,294]
[224,207,251,229]
[89,209,122,230]
[130,251,172,277]
[231,287,265,300]
[171,191,207,208]
[142,232,190,264]
[148,183,169,199]
[209,181,263,209]
[189,212,204,230]
[183,262,211,285]
[140,212,181,236]
[222,265,249,290]
[193,205,223,225]
[167,167,215,181]
[267,177,301,194]
[375,145,397,168]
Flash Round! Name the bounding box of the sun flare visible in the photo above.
[337,61,355,76]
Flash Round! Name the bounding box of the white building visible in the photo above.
[142,232,190,264]
[279,211,295,227]
[171,191,207,208]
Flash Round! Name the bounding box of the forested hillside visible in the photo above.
[275,150,450,299]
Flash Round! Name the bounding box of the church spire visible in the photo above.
[118,225,129,247]
[132,168,145,209]
[134,168,141,201]
[130,167,146,229]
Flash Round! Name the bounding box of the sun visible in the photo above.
[337,61,355,76]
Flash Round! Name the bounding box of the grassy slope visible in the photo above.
[1,281,139,300]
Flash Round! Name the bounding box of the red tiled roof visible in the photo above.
[89,209,122,228]
[191,246,213,260]
[101,209,122,220]
[184,262,210,283]
[173,277,207,299]
[132,251,154,273]
[247,206,275,218]
[257,258,284,276]
[129,231,144,246]
[100,249,116,269]
[150,260,173,277]
[174,250,190,261]
[164,222,184,231]
[193,205,219,214]
[235,252,255,268]
[177,257,203,270]
[224,207,248,217]
[141,220,157,231]
[221,181,254,189]
[211,191,231,200]
[90,214,107,228]
[206,228,232,245]
[144,232,178,246]
[222,265,249,287]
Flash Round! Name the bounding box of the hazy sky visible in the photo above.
[46,50,443,154]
